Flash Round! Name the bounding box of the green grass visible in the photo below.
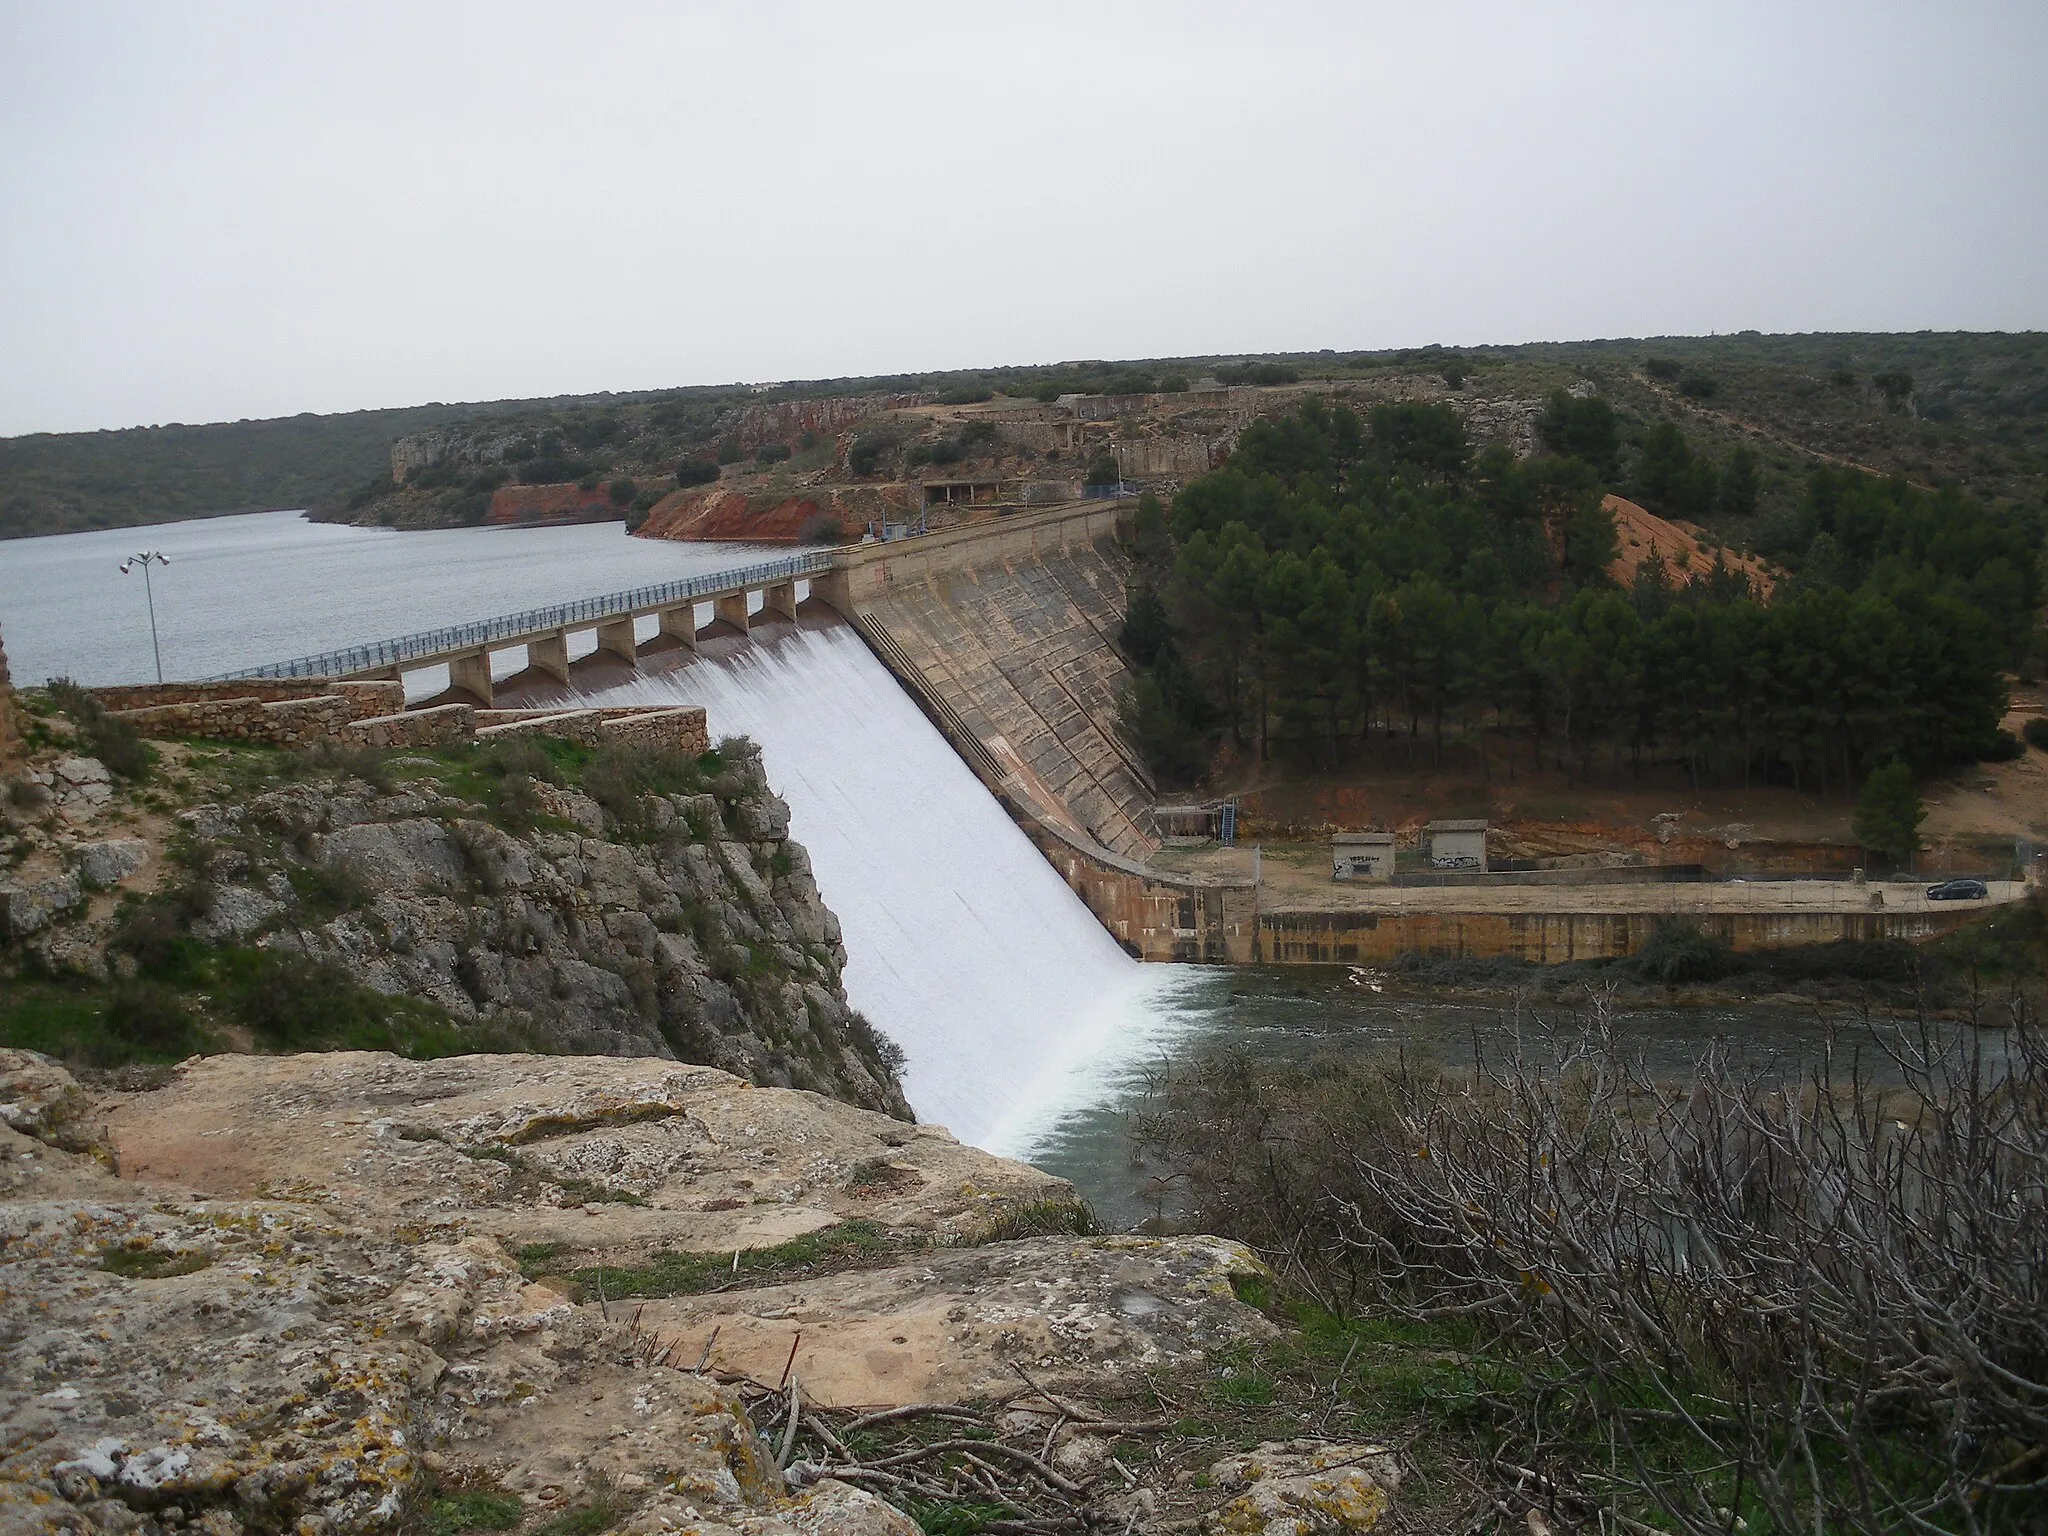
[0,979,212,1068]
[529,1489,626,1536]
[0,947,504,1070]
[532,1219,897,1296]
[427,1490,522,1536]
[100,1242,211,1280]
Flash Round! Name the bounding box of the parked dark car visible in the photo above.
[1926,878,1990,901]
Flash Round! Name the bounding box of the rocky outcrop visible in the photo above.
[0,1050,1362,1536]
[154,741,908,1116]
[104,1052,1065,1260]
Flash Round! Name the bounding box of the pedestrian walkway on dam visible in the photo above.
[218,552,831,705]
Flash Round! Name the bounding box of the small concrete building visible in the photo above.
[1426,819,1488,871]
[1332,832,1396,882]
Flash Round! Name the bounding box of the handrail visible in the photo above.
[217,551,832,680]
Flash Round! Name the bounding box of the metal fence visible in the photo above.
[217,551,834,680]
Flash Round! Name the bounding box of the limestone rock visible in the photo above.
[2,1052,1314,1536]
[635,1232,1279,1408]
[52,757,109,790]
[104,1051,1071,1258]
[72,839,148,890]
[1207,1441,1401,1536]
[189,884,284,943]
[0,870,81,940]
[146,746,909,1116]
[0,1049,109,1159]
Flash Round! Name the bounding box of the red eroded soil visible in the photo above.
[637,484,911,544]
[488,484,620,525]
[1604,494,1778,597]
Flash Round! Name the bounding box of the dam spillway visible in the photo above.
[571,622,1193,1156]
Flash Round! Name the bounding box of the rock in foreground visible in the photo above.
[0,1050,1377,1536]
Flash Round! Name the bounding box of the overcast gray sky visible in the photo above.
[2,0,2044,437]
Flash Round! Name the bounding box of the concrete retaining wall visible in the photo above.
[1012,803,1258,962]
[1256,905,1987,965]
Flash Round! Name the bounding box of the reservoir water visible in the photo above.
[1,511,1919,1222]
[0,508,760,688]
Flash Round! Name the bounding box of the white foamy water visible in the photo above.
[574,624,1199,1155]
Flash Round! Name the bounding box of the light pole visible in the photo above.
[120,551,171,683]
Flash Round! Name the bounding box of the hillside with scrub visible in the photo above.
[3,331,2045,539]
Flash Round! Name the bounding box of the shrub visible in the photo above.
[958,419,999,446]
[715,439,745,465]
[675,459,719,487]
[482,739,562,785]
[754,443,791,464]
[798,513,844,545]
[1644,355,1683,381]
[926,439,964,466]
[1158,373,1189,392]
[446,491,492,524]
[937,386,992,405]
[848,436,889,476]
[45,678,149,780]
[1626,916,1737,984]
[581,742,708,838]
[607,477,637,507]
[1982,727,2026,762]
[225,950,472,1056]
[104,980,205,1056]
[1135,1003,2048,1535]
[2024,716,2048,751]
[1678,372,1720,399]
[1083,451,1121,486]
[1213,361,1298,386]
[516,456,590,486]
[5,776,49,812]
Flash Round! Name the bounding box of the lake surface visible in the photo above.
[0,509,760,687]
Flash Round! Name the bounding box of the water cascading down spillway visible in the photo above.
[574,623,1190,1156]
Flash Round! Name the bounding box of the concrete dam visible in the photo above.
[215,497,2009,978]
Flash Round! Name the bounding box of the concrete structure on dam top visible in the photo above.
[206,499,2017,968]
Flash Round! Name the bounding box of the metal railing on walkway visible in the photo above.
[218,551,833,680]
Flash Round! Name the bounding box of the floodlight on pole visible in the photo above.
[119,551,171,683]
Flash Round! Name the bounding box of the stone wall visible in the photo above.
[109,690,382,747]
[474,706,710,755]
[95,679,404,717]
[337,703,475,749]
[600,708,711,754]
